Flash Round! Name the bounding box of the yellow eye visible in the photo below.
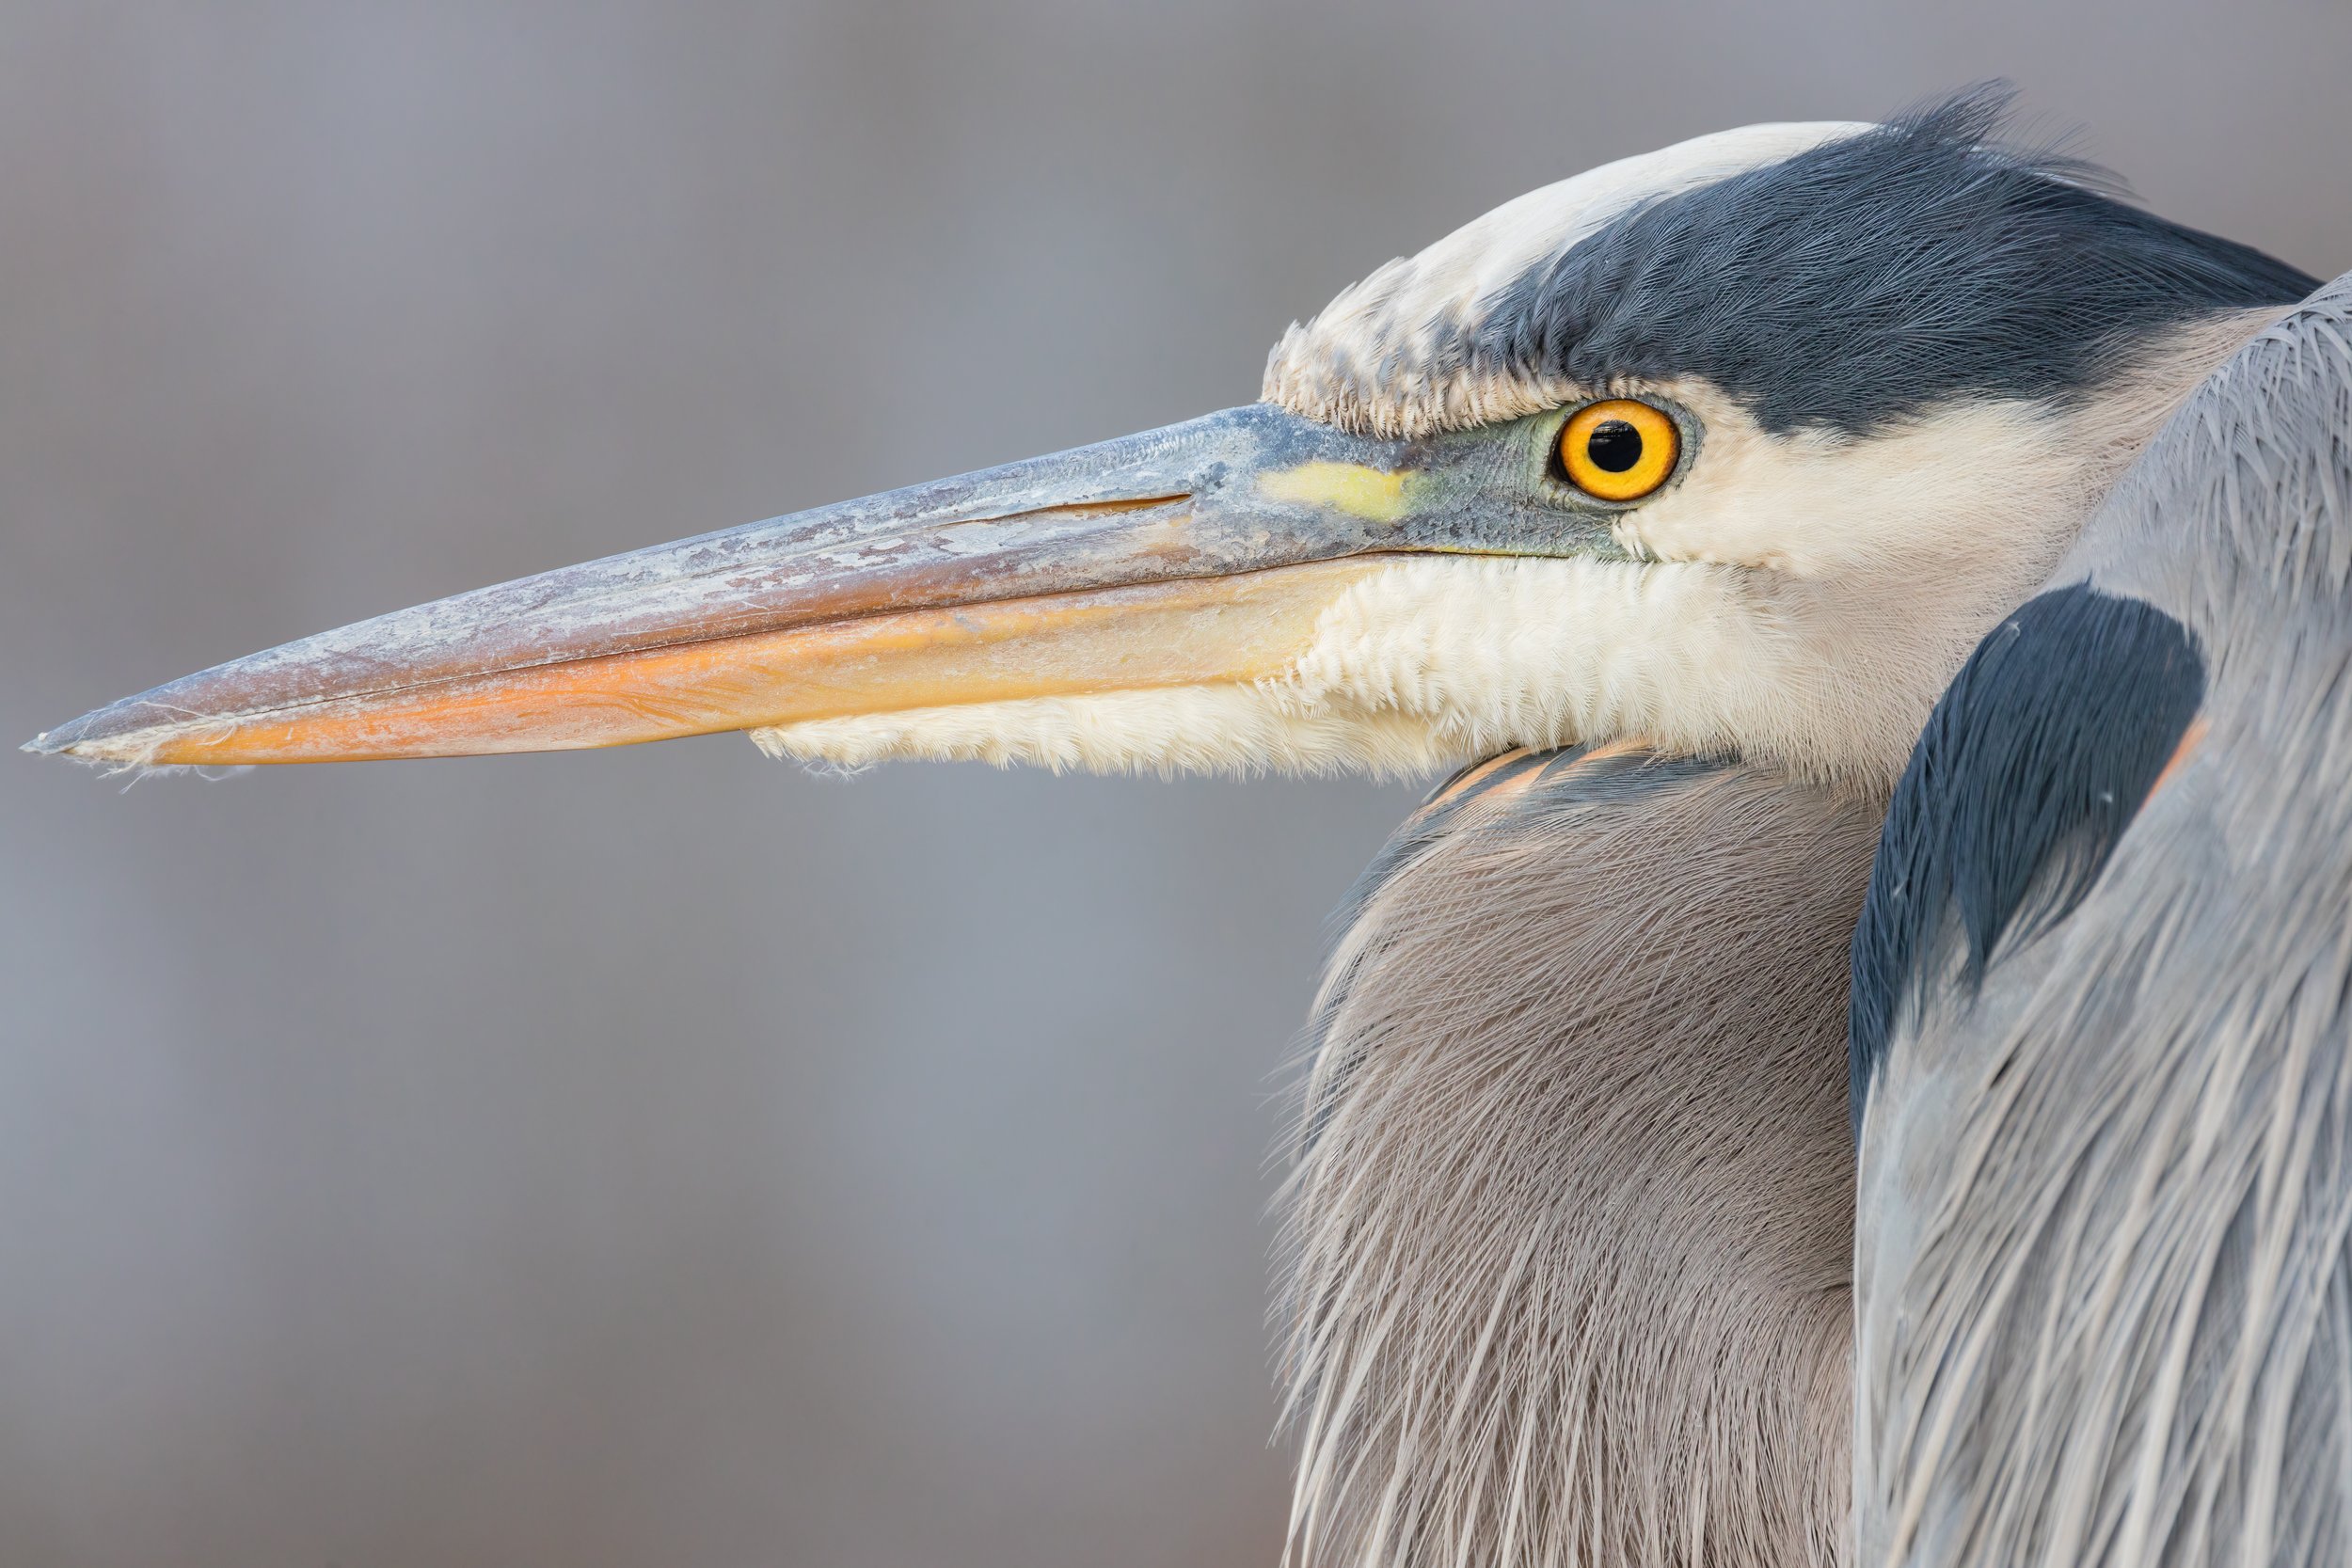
[1556,399,1680,502]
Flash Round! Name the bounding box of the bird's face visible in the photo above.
[32,98,2309,784]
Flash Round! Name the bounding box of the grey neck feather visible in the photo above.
[1279,747,1881,1568]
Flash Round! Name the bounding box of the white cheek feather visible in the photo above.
[1629,320,2281,581]
[1282,552,1971,782]
[1629,391,2090,578]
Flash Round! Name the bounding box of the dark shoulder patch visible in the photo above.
[1848,584,2205,1133]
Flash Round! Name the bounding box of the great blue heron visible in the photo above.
[30,90,2351,1567]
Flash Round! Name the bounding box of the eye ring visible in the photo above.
[1556,399,1680,502]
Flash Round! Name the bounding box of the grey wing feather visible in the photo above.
[1855,271,2352,1567]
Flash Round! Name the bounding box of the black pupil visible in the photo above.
[1585,419,1644,473]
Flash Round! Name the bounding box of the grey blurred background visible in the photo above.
[4,4,2346,1565]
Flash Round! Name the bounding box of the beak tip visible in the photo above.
[24,721,78,757]
[24,703,163,766]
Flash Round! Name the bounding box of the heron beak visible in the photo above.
[28,404,1598,768]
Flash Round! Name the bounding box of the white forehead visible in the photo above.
[1263,120,1872,436]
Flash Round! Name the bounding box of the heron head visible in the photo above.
[31,92,2313,784]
